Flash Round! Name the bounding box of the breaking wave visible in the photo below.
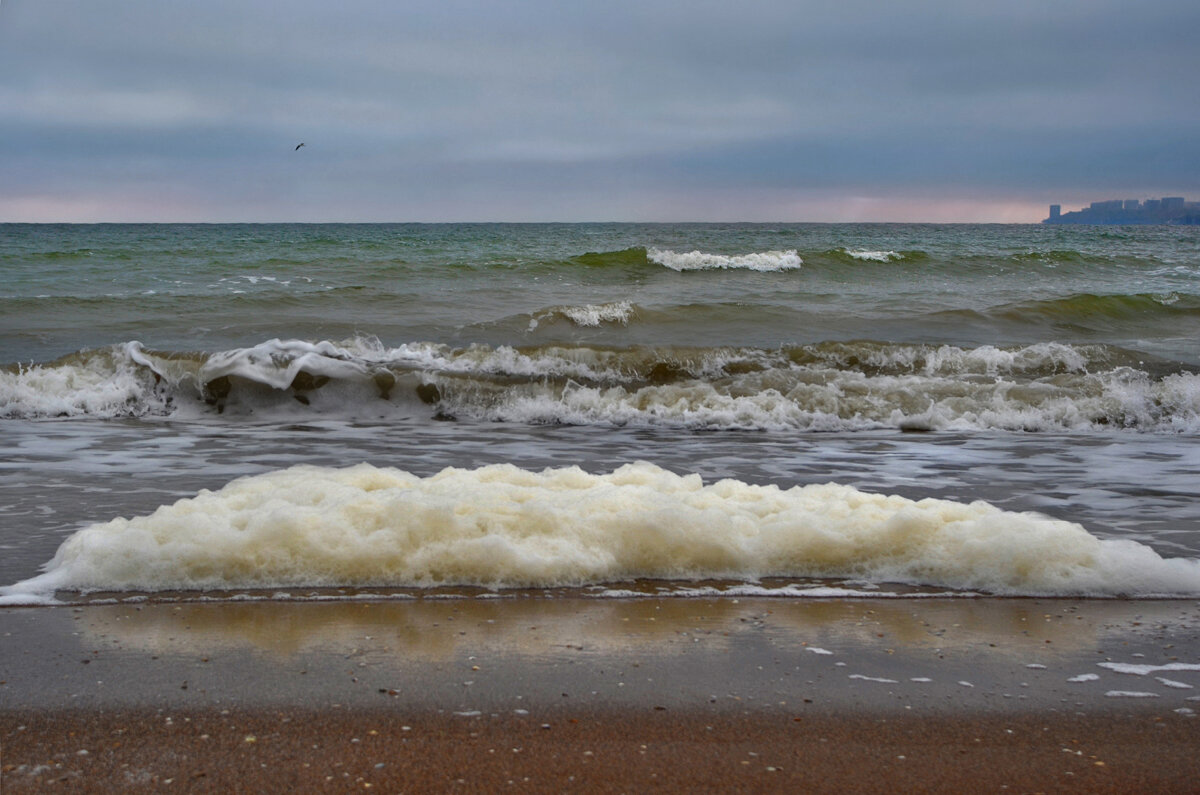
[647,248,802,272]
[565,247,803,272]
[842,249,904,262]
[5,462,1199,599]
[0,343,179,418]
[2,338,1197,432]
[528,301,635,330]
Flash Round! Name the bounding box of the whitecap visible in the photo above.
[844,249,902,262]
[647,248,802,272]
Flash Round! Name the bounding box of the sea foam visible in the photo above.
[5,462,1199,599]
[0,342,174,419]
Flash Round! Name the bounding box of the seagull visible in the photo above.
[294,142,305,151]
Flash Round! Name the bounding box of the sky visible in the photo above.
[2,1,1198,223]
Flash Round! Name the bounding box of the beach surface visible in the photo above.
[4,596,1199,791]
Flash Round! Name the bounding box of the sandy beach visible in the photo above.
[7,706,1199,792]
[3,596,1198,791]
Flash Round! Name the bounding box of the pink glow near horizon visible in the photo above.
[793,197,1048,224]
[0,195,206,224]
[2,193,1052,224]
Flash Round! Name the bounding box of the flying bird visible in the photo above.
[294,142,305,151]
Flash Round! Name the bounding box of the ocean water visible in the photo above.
[1,222,1198,603]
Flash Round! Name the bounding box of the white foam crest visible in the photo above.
[445,369,1200,433]
[436,345,632,382]
[820,342,1096,377]
[647,248,802,272]
[527,301,635,331]
[844,249,901,262]
[388,341,1194,432]
[560,300,634,327]
[475,383,863,431]
[199,339,373,389]
[918,343,1093,376]
[327,338,461,373]
[367,341,734,384]
[8,338,1194,432]
[1119,371,1200,432]
[0,343,174,419]
[6,462,1200,598]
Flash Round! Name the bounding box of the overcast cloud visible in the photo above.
[2,0,1198,221]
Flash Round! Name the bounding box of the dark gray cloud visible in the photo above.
[1,0,1197,221]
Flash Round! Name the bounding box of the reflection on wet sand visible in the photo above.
[79,595,1199,661]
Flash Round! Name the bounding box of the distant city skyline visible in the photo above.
[1045,195,1200,225]
[2,1,1198,223]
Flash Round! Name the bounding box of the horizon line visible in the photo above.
[0,218,1049,226]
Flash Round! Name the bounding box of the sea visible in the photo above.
[1,222,1199,604]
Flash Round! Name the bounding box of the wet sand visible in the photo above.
[3,596,1199,791]
[6,707,1199,792]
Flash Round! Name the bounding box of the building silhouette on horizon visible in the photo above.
[1044,197,1200,225]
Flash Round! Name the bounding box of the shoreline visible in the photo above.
[3,596,1198,790]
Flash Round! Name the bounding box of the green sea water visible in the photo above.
[3,222,1198,365]
[1,223,1198,600]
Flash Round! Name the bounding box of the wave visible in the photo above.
[566,247,803,272]
[560,246,1162,273]
[647,248,802,272]
[561,246,1158,274]
[1011,249,1088,263]
[821,248,928,264]
[843,249,902,262]
[487,301,808,339]
[11,249,102,262]
[0,343,179,418]
[0,283,370,318]
[568,247,652,269]
[2,339,1197,432]
[930,293,1200,336]
[565,246,1168,273]
[4,462,1198,599]
[990,292,1200,323]
[528,300,635,330]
